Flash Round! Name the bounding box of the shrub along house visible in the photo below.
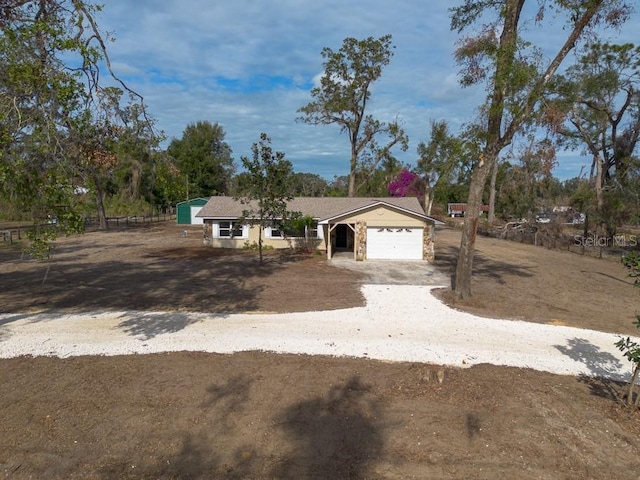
[197,196,443,262]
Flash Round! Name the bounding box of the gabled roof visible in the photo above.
[197,196,443,224]
[176,197,210,206]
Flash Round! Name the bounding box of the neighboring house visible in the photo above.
[176,198,210,225]
[447,203,490,217]
[197,196,443,261]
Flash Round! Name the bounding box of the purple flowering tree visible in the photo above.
[388,169,426,209]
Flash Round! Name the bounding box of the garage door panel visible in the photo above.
[367,227,423,260]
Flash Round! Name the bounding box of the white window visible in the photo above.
[269,221,321,239]
[215,221,247,238]
[266,226,284,238]
[308,222,320,239]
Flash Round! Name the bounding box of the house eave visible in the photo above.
[317,200,442,225]
[177,197,210,206]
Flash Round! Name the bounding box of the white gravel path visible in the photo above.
[1,285,638,382]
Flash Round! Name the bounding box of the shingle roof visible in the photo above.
[197,196,441,223]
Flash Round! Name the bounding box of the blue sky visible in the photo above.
[97,1,638,181]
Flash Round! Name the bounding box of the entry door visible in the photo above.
[335,224,348,249]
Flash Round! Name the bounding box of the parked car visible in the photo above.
[572,213,586,225]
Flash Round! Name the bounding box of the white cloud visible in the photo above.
[97,0,639,181]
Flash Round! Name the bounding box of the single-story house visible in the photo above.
[196,196,443,261]
[176,197,210,225]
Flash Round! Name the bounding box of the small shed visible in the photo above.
[176,197,209,225]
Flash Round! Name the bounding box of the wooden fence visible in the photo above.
[476,222,636,260]
[87,213,176,229]
[1,213,176,244]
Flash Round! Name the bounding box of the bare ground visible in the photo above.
[433,227,640,336]
[1,221,640,479]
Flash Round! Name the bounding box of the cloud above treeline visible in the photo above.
[98,0,638,180]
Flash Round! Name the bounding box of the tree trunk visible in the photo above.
[129,160,142,201]
[488,160,499,223]
[94,175,108,230]
[258,224,264,264]
[590,155,604,209]
[424,190,434,216]
[454,158,494,300]
[454,0,523,300]
[628,363,640,406]
[587,152,607,235]
[348,170,356,197]
[348,145,358,197]
[452,0,605,300]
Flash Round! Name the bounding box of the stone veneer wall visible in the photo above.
[203,222,212,246]
[423,223,435,262]
[355,221,367,261]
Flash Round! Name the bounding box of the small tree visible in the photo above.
[167,121,235,199]
[416,120,471,215]
[283,215,316,252]
[617,251,640,407]
[238,133,297,263]
[497,137,557,220]
[297,35,408,197]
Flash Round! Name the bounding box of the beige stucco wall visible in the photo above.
[337,205,426,228]
[203,204,434,260]
[203,221,327,251]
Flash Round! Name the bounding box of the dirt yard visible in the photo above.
[433,227,640,336]
[1,221,640,479]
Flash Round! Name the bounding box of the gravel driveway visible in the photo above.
[1,284,636,383]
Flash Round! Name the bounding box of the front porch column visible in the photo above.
[203,222,212,246]
[423,223,435,262]
[355,221,367,261]
[327,223,336,259]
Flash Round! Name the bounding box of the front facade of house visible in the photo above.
[196,196,443,261]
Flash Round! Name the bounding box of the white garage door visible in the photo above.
[190,206,204,224]
[367,227,423,260]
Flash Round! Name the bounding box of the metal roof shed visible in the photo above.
[176,197,209,225]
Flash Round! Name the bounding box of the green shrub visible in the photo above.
[618,251,640,407]
[242,241,273,251]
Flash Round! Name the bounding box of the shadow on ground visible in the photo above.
[96,375,385,479]
[116,312,218,340]
[554,337,628,402]
[435,244,535,287]
[270,375,384,479]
